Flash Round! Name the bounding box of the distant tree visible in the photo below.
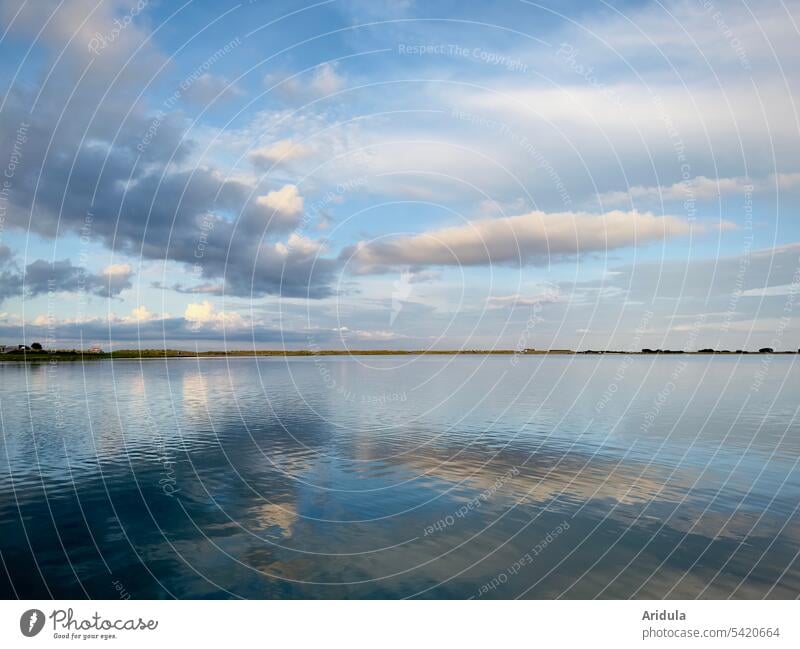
[699,348,714,353]
[759,347,774,353]
[31,342,43,351]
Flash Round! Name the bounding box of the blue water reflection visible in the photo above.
[1,355,798,598]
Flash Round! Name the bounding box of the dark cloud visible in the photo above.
[0,245,23,303]
[0,0,339,300]
[25,259,133,298]
[151,281,225,295]
[0,253,134,303]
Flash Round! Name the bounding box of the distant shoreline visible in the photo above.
[1,348,797,362]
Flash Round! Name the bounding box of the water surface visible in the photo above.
[1,355,798,598]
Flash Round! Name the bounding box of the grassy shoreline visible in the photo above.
[1,348,797,362]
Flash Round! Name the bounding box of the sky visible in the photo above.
[0,0,798,351]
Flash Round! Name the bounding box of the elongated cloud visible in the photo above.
[345,210,718,272]
[597,173,800,207]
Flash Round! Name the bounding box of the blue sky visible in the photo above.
[0,0,798,350]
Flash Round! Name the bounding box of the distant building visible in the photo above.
[88,345,103,354]
[1,344,29,353]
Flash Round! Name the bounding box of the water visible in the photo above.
[1,355,798,599]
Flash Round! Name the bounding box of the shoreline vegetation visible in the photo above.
[0,347,797,362]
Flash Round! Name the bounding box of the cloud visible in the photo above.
[249,139,312,168]
[486,290,559,309]
[130,305,156,321]
[255,184,305,220]
[565,243,800,303]
[1,0,163,74]
[597,173,800,207]
[0,2,340,300]
[0,246,23,304]
[345,209,713,272]
[0,311,317,346]
[151,281,225,295]
[184,300,216,325]
[180,73,243,106]
[98,263,135,297]
[536,242,800,350]
[309,62,346,96]
[279,233,326,257]
[267,62,347,102]
[26,259,134,298]
[336,326,412,341]
[184,300,246,330]
[0,255,135,303]
[739,284,799,298]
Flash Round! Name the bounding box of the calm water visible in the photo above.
[1,355,798,599]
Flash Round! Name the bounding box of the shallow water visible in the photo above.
[1,355,798,598]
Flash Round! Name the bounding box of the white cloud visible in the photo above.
[486,290,559,309]
[180,73,243,106]
[32,314,53,327]
[184,300,246,330]
[597,173,800,207]
[345,328,411,341]
[348,209,719,272]
[255,184,304,220]
[309,62,345,96]
[249,139,312,167]
[184,300,215,324]
[739,284,799,298]
[265,62,347,102]
[277,233,326,257]
[102,263,133,277]
[130,305,155,321]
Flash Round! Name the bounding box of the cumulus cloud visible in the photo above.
[130,305,156,321]
[0,2,340,300]
[98,263,135,297]
[184,300,246,330]
[345,210,715,272]
[255,184,305,221]
[279,233,326,257]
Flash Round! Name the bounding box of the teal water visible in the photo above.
[1,355,798,598]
